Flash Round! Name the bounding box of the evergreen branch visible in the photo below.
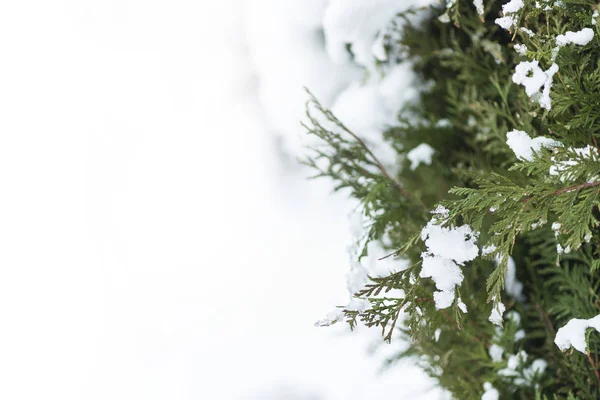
[304,88,425,210]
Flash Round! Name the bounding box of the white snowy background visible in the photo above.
[0,1,443,399]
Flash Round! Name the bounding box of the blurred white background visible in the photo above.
[0,1,440,399]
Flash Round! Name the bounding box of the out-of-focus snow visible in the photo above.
[0,1,446,400]
[407,143,436,170]
[504,256,526,301]
[244,0,447,398]
[244,0,432,161]
[330,63,421,168]
[481,382,499,400]
[243,0,361,152]
[323,0,436,68]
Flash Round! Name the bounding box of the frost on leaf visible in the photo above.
[420,209,479,309]
[555,314,600,353]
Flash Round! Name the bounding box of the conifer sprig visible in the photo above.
[306,0,600,398]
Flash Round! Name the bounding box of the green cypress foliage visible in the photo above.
[305,1,600,398]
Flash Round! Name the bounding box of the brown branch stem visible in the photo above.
[524,180,600,203]
[536,302,555,338]
[587,352,600,383]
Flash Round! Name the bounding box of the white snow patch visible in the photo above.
[496,16,515,30]
[315,309,344,327]
[489,344,504,362]
[495,0,524,31]
[539,63,559,110]
[522,359,547,383]
[347,258,370,295]
[435,118,452,128]
[506,130,561,161]
[421,255,464,309]
[474,0,484,15]
[506,310,521,326]
[552,222,561,236]
[489,299,506,326]
[421,222,479,264]
[514,43,527,55]
[434,328,441,342]
[492,256,525,301]
[457,298,468,313]
[512,60,559,110]
[420,216,478,310]
[509,351,527,370]
[482,244,497,256]
[438,13,451,23]
[371,32,388,62]
[498,350,547,386]
[503,0,524,13]
[593,10,598,26]
[555,314,600,353]
[432,205,450,219]
[520,27,535,37]
[323,0,437,68]
[244,0,362,153]
[515,329,526,341]
[482,382,499,400]
[438,0,457,23]
[330,63,421,169]
[407,143,435,170]
[556,28,594,47]
[346,297,372,312]
[549,145,599,182]
[504,256,525,301]
[512,60,546,96]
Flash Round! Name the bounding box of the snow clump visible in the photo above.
[420,206,479,309]
[495,0,524,30]
[407,143,435,170]
[556,28,594,47]
[506,130,562,161]
[555,314,600,353]
[512,60,559,110]
[481,382,499,400]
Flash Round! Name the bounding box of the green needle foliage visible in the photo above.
[305,1,600,398]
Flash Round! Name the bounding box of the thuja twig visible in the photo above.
[305,89,426,210]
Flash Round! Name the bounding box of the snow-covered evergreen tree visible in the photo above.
[306,0,600,398]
